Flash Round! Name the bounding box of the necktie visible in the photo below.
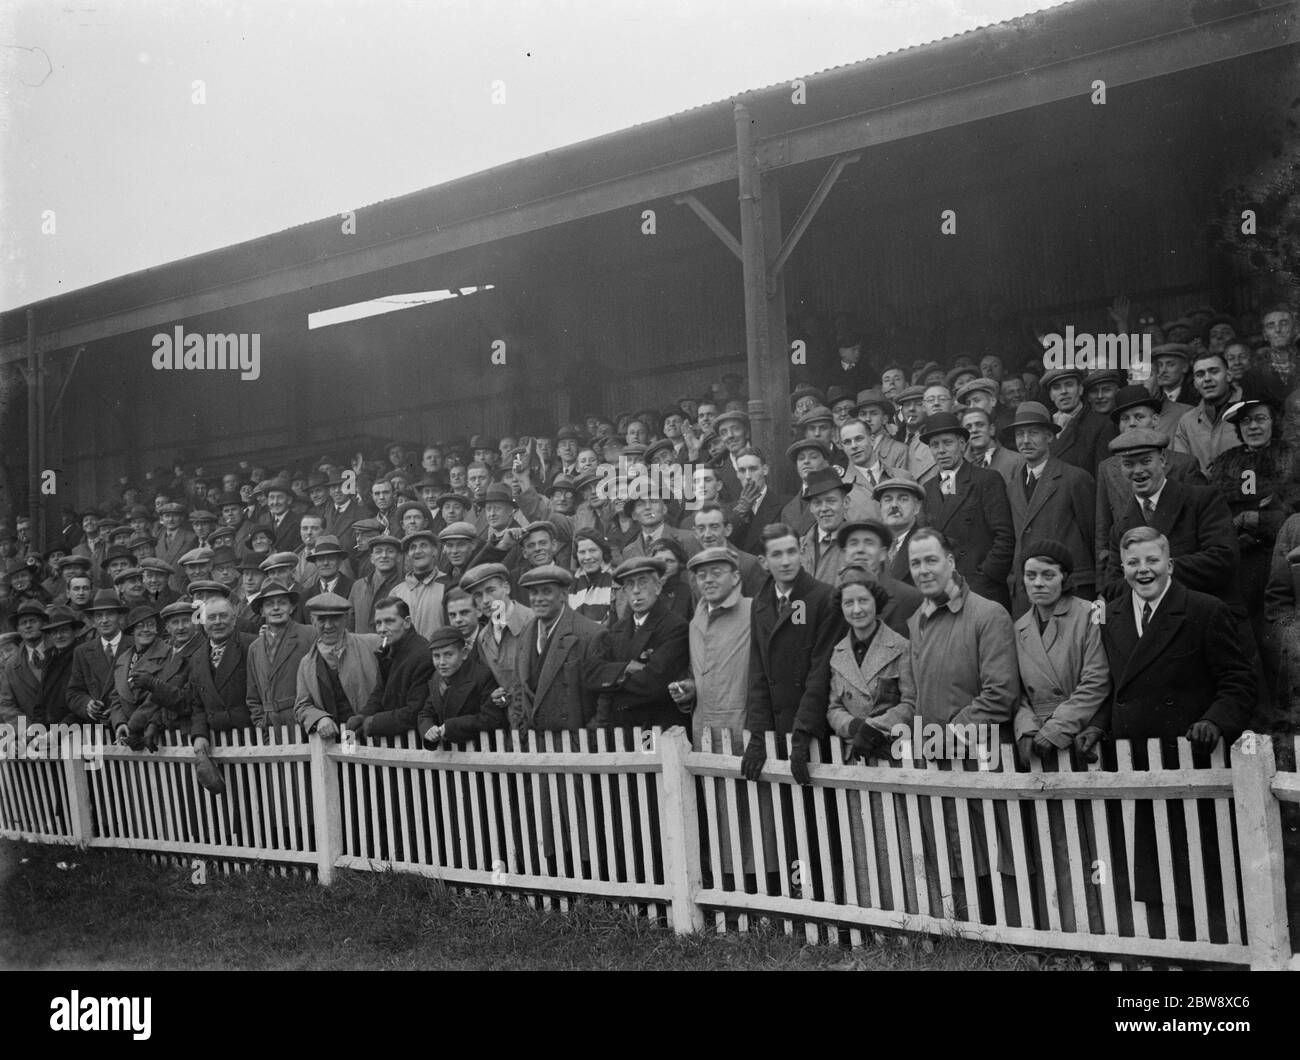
[30,649,44,677]
[1140,601,1153,636]
[984,451,993,467]
[777,593,792,620]
[941,473,955,496]
[1024,470,1038,501]
[104,640,115,666]
[1142,497,1156,523]
[210,640,227,670]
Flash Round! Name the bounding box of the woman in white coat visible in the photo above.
[825,564,918,912]
[1013,538,1111,934]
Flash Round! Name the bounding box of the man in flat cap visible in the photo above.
[797,406,848,474]
[956,376,1015,436]
[855,390,910,469]
[65,590,133,723]
[874,476,927,585]
[346,596,433,739]
[112,567,149,609]
[921,412,1015,609]
[511,564,610,734]
[895,386,938,486]
[689,502,766,597]
[418,625,505,747]
[836,519,923,637]
[293,592,382,739]
[1041,367,1118,476]
[154,501,198,593]
[1095,386,1207,584]
[50,554,93,606]
[245,582,317,731]
[138,557,179,610]
[1150,342,1196,412]
[392,529,446,639]
[178,547,216,592]
[712,410,752,502]
[588,556,690,730]
[0,601,48,723]
[1004,402,1097,614]
[348,534,405,635]
[1084,369,1125,417]
[960,406,1025,487]
[462,562,533,716]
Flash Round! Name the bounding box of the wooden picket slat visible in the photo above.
[763,731,795,937]
[560,731,583,880]
[827,741,862,947]
[1112,741,1147,939]
[577,730,600,884]
[1055,750,1090,934]
[1148,740,1181,939]
[1209,743,1242,943]
[719,730,751,933]
[948,758,978,922]
[1085,754,1120,938]
[1176,742,1211,942]
[699,730,728,934]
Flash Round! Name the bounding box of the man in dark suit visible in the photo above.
[1101,429,1240,615]
[590,556,690,730]
[65,590,133,722]
[691,503,766,597]
[619,497,701,561]
[34,605,83,725]
[1077,526,1254,940]
[259,476,303,553]
[1043,367,1118,475]
[1095,388,1208,584]
[726,447,788,556]
[0,601,48,723]
[154,502,199,594]
[323,471,368,553]
[740,523,844,785]
[124,598,207,737]
[417,625,504,747]
[187,596,258,794]
[511,564,611,734]
[920,412,1015,609]
[302,536,354,602]
[1004,402,1097,615]
[348,597,433,738]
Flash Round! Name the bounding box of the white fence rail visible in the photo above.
[1,724,1296,968]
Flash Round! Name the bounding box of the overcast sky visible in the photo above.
[0,0,1051,310]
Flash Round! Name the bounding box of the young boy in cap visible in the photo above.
[418,625,504,747]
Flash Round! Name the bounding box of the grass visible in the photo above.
[1,839,1099,970]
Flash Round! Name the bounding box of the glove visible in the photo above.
[847,718,889,763]
[1073,725,1106,763]
[143,724,161,753]
[789,737,811,787]
[740,735,767,781]
[345,715,366,735]
[1186,720,1221,753]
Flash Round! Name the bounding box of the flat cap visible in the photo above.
[158,502,187,515]
[835,519,893,551]
[364,534,404,552]
[795,405,834,427]
[351,518,383,534]
[179,547,215,566]
[460,562,511,593]
[435,492,471,510]
[895,385,926,405]
[1039,367,1085,390]
[57,554,93,572]
[522,520,558,539]
[1151,342,1193,362]
[613,555,666,584]
[955,378,998,403]
[401,529,438,549]
[438,521,479,542]
[427,626,468,651]
[643,438,677,463]
[712,410,750,431]
[42,604,85,630]
[305,592,352,616]
[786,437,831,462]
[872,475,925,501]
[258,551,298,571]
[185,579,232,597]
[111,566,145,585]
[160,600,198,620]
[139,557,175,575]
[1108,428,1170,455]
[789,384,826,409]
[1084,369,1126,389]
[188,509,217,523]
[686,546,740,572]
[518,563,574,590]
[14,599,48,620]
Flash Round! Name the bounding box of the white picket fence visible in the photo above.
[1,724,1296,968]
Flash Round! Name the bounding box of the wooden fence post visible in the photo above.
[658,726,704,935]
[309,734,343,886]
[61,728,95,845]
[1230,733,1290,969]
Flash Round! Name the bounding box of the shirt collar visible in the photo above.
[1143,480,1168,510]
[1132,579,1173,624]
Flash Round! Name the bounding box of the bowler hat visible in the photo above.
[1109,385,1163,423]
[84,591,126,614]
[802,467,850,500]
[919,412,970,444]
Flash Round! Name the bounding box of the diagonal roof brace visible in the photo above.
[766,152,860,295]
[672,193,743,261]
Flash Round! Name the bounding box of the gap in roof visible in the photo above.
[308,286,495,329]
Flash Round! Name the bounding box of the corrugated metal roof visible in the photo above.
[1,0,1283,335]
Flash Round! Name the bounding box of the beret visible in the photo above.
[1022,538,1075,576]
